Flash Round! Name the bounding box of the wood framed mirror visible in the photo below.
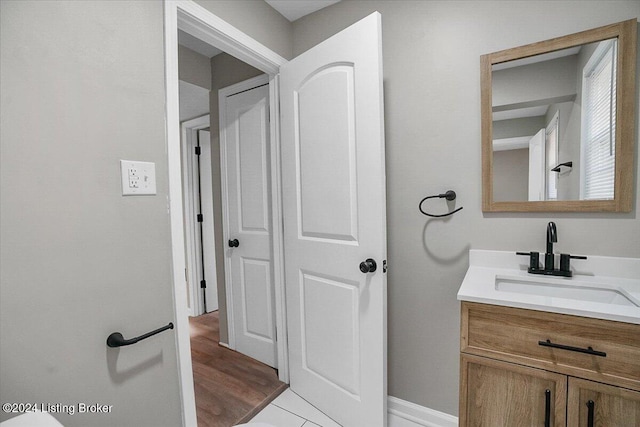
[482,19,637,212]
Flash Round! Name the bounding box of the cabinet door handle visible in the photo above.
[538,339,606,357]
[586,400,594,427]
[544,389,551,427]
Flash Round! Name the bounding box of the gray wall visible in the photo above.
[178,47,211,122]
[179,45,212,90]
[178,80,210,122]
[0,1,181,426]
[493,148,529,202]
[293,0,640,416]
[207,54,263,345]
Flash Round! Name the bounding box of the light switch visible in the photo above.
[120,160,156,195]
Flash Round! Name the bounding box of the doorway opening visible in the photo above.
[181,65,283,426]
[165,3,387,427]
[166,2,289,426]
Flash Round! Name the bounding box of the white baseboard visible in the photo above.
[218,341,229,349]
[388,396,458,427]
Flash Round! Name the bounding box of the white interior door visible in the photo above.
[198,130,218,312]
[280,12,387,427]
[528,128,546,201]
[181,117,218,316]
[220,79,277,368]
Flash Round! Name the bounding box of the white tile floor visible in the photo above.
[238,389,341,427]
[237,389,424,427]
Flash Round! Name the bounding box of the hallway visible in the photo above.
[190,311,287,427]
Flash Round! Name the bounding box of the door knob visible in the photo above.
[228,239,239,248]
[359,258,377,273]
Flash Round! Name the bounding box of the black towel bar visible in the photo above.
[107,322,174,348]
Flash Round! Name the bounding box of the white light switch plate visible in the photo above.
[120,160,156,195]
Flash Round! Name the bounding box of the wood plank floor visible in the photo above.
[190,311,287,427]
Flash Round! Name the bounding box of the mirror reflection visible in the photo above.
[492,38,617,202]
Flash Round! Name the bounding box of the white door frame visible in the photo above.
[181,115,213,317]
[218,74,271,352]
[164,1,288,426]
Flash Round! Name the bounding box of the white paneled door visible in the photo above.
[198,130,218,313]
[280,12,387,427]
[181,117,218,316]
[220,80,277,368]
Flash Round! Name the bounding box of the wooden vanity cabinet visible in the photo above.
[459,302,640,427]
[461,354,567,426]
[567,378,640,427]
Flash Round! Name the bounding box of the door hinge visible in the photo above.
[383,260,388,273]
[200,279,206,289]
[194,146,201,155]
[197,213,203,222]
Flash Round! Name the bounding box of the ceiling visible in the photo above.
[265,0,341,22]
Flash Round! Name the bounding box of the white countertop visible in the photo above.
[457,250,640,324]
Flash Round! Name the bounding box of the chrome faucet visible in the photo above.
[545,222,557,271]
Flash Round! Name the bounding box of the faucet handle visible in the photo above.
[559,254,588,274]
[517,251,540,270]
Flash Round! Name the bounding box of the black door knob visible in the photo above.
[228,239,239,248]
[359,258,377,273]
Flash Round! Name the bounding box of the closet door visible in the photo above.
[220,79,276,368]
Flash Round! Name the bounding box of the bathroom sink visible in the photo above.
[495,275,640,307]
[458,250,640,324]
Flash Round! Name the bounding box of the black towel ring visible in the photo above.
[419,190,463,218]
